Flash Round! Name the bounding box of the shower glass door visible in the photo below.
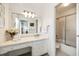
[56,17,65,43]
[65,14,76,47]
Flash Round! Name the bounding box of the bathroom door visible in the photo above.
[65,14,76,47]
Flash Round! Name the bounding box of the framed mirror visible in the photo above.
[11,13,41,35]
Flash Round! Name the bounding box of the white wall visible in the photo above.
[41,3,58,56]
[8,3,46,18]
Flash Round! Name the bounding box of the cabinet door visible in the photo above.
[32,40,48,56]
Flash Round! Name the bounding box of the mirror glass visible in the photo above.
[12,13,41,34]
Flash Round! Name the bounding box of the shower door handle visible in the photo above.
[77,35,79,37]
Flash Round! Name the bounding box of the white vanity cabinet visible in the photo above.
[32,39,48,56]
[0,35,48,56]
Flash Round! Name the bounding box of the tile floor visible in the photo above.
[56,48,69,56]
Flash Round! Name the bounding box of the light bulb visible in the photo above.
[22,10,28,17]
[22,10,37,18]
[32,13,35,18]
[25,12,28,17]
[28,12,32,18]
[24,12,28,17]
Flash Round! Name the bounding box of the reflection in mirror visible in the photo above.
[12,13,41,35]
[20,20,28,34]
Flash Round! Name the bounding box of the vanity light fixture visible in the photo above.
[22,10,37,18]
[63,3,70,6]
[28,12,32,18]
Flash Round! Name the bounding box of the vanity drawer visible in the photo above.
[10,42,31,50]
[2,42,31,53]
[0,48,9,55]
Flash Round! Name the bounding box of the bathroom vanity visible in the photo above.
[0,34,48,56]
